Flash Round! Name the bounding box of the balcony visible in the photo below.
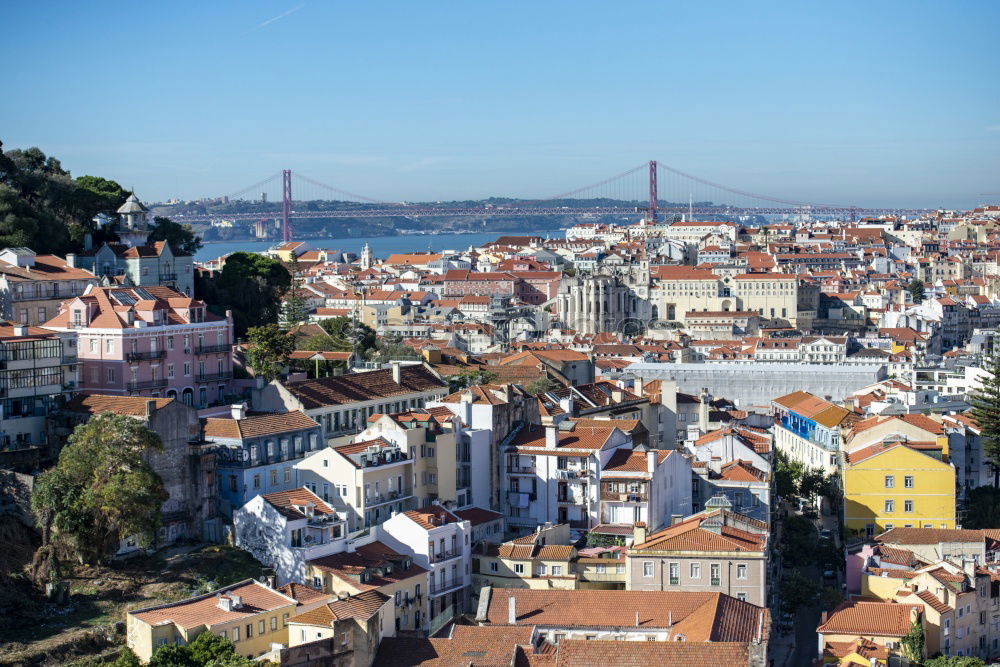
[365,488,414,508]
[507,464,536,474]
[195,343,231,355]
[600,491,648,503]
[158,272,178,282]
[126,350,167,362]
[61,355,78,365]
[127,378,168,392]
[429,548,462,564]
[196,371,233,383]
[429,576,465,596]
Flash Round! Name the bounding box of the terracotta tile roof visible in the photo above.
[914,589,952,614]
[601,448,670,473]
[202,410,319,439]
[553,639,750,666]
[261,487,336,520]
[373,625,537,666]
[633,516,766,553]
[454,507,504,526]
[290,589,389,626]
[65,392,174,417]
[719,460,767,482]
[772,390,851,427]
[485,589,768,642]
[307,541,427,590]
[277,582,329,606]
[509,423,619,453]
[404,504,462,530]
[817,600,918,637]
[823,638,888,662]
[130,579,296,630]
[284,365,446,409]
[876,527,987,545]
[876,545,917,567]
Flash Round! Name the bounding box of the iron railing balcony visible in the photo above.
[429,548,462,564]
[195,343,231,355]
[196,371,233,383]
[126,350,167,362]
[429,576,464,596]
[128,378,168,392]
[158,272,178,282]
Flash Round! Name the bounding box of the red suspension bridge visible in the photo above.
[175,161,936,242]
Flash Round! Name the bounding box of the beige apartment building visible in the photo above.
[126,580,298,662]
[626,507,770,607]
[295,437,415,531]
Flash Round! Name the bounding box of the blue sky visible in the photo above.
[2,1,999,208]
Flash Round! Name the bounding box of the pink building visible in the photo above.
[45,285,234,408]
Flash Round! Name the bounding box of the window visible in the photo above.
[284,467,291,483]
[690,563,701,578]
[904,475,914,488]
[228,475,237,492]
[232,627,240,641]
[106,339,114,353]
[904,500,914,513]
[884,499,895,513]
[184,362,191,376]
[282,613,289,626]
[245,623,252,638]
[270,616,277,631]
[884,475,894,488]
[643,561,654,577]
[710,564,721,586]
[218,630,227,639]
[596,564,606,574]
[253,474,261,489]
[736,564,748,580]
[167,363,175,379]
[270,470,278,486]
[551,565,562,576]
[737,593,747,601]
[107,367,115,384]
[258,620,265,635]
[669,562,679,585]
[514,563,524,574]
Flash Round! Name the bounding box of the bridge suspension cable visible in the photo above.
[292,172,390,204]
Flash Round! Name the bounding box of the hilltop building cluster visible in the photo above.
[5,200,1000,665]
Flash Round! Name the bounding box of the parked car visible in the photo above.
[823,569,837,581]
[819,528,833,540]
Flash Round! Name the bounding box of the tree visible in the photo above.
[147,216,203,255]
[281,254,309,325]
[319,316,376,353]
[924,656,986,667]
[960,485,1000,529]
[112,648,142,667]
[775,451,804,500]
[196,252,291,337]
[779,572,821,612]
[31,413,167,565]
[907,279,926,304]
[900,618,925,662]
[527,376,558,394]
[969,358,1000,487]
[448,367,499,391]
[799,468,827,502]
[245,324,295,381]
[189,631,239,665]
[148,644,195,667]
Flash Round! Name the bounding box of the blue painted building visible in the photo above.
[202,405,324,516]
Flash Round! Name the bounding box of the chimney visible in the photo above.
[391,361,402,384]
[647,450,656,473]
[820,611,828,624]
[633,521,647,546]
[145,399,157,419]
[671,514,683,525]
[13,326,28,336]
[66,253,76,268]
[558,397,574,417]
[230,403,246,420]
[611,387,625,403]
[631,377,644,397]
[544,425,558,449]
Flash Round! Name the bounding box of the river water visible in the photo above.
[192,231,533,262]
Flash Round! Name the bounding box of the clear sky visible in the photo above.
[3,1,999,208]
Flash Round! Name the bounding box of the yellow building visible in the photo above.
[126,579,298,663]
[843,442,956,538]
[470,524,578,597]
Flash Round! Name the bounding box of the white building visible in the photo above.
[233,487,347,585]
[377,504,473,637]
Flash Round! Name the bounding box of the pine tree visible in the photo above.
[281,254,309,325]
[970,354,1000,487]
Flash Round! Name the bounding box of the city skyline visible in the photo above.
[2,1,999,207]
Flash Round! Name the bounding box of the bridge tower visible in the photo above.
[647,160,658,223]
[281,169,292,242]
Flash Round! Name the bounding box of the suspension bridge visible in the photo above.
[172,161,936,242]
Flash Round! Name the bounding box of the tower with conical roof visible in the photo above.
[116,193,150,247]
[360,241,373,270]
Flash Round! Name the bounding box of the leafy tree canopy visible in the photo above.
[900,618,925,663]
[245,324,295,381]
[31,413,167,565]
[959,484,1000,529]
[924,656,986,667]
[148,216,203,255]
[527,376,558,395]
[907,279,926,304]
[969,357,1000,487]
[197,252,291,337]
